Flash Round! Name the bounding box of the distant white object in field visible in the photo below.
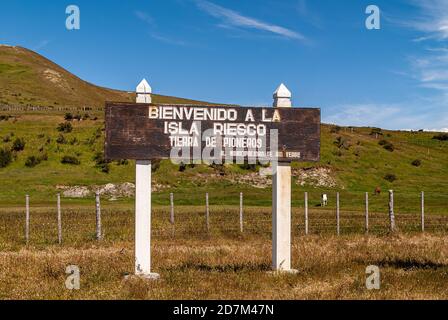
[321,193,328,207]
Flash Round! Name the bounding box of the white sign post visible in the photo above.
[272,84,297,273]
[134,79,159,279]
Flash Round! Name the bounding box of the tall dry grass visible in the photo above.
[0,206,447,299]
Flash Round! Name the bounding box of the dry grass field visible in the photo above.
[0,205,447,300]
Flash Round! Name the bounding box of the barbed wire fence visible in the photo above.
[0,190,447,248]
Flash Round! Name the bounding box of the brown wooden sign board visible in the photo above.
[105,102,320,162]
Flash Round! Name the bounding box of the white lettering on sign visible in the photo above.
[149,106,281,123]
[152,106,278,150]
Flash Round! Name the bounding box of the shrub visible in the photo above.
[11,138,25,152]
[330,126,342,134]
[379,140,394,152]
[0,115,11,121]
[64,113,73,121]
[384,173,397,182]
[61,155,80,165]
[151,159,161,172]
[25,152,48,168]
[383,143,395,152]
[334,136,350,150]
[0,148,12,168]
[370,128,383,136]
[2,135,11,143]
[210,163,225,176]
[239,161,258,171]
[93,152,110,173]
[56,134,67,144]
[57,122,73,133]
[412,159,422,167]
[433,133,448,141]
[115,159,129,166]
[25,156,41,168]
[179,162,187,172]
[69,137,79,145]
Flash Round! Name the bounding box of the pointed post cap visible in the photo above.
[273,83,291,99]
[273,83,292,108]
[136,78,152,94]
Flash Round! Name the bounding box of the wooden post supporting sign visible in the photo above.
[272,84,296,273]
[134,79,159,279]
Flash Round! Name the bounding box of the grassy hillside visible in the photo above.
[0,45,207,109]
[0,45,447,213]
[0,110,447,211]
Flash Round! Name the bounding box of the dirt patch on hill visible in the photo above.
[293,167,338,188]
[56,182,169,199]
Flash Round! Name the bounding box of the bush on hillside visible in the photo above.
[151,159,161,173]
[330,126,342,134]
[25,152,48,168]
[64,113,73,121]
[93,152,111,173]
[384,173,397,182]
[56,134,67,144]
[25,156,41,168]
[57,122,73,133]
[370,128,383,136]
[61,155,80,165]
[379,140,394,152]
[115,159,129,166]
[11,138,25,152]
[334,136,350,150]
[433,133,448,141]
[411,159,422,167]
[239,161,258,172]
[0,148,13,168]
[179,162,187,172]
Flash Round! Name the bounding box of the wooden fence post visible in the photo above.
[206,193,210,233]
[336,192,340,236]
[304,192,309,235]
[25,195,30,245]
[170,193,175,236]
[57,193,62,244]
[389,190,395,232]
[365,192,369,234]
[95,192,102,240]
[240,192,244,233]
[421,191,425,232]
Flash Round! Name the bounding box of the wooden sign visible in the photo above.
[105,102,320,162]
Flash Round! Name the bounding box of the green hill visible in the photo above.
[0,45,207,109]
[0,46,447,214]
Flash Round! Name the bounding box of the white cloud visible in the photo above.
[400,2,448,97]
[32,40,50,51]
[408,0,448,40]
[195,0,306,41]
[425,128,448,132]
[134,11,155,26]
[324,101,448,131]
[324,104,401,128]
[134,11,187,46]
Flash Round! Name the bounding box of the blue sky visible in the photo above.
[0,0,447,131]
